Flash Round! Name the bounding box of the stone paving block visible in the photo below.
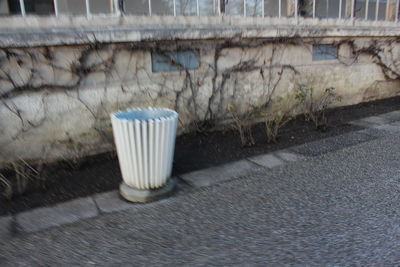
[350,116,390,128]
[291,130,378,157]
[274,150,304,162]
[0,215,12,240]
[287,136,319,157]
[17,197,98,233]
[349,119,374,128]
[93,190,133,214]
[374,123,400,132]
[248,153,285,169]
[361,116,390,125]
[378,110,400,123]
[180,160,259,188]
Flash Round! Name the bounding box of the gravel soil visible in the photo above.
[0,96,399,215]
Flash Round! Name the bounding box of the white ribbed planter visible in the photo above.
[111,108,178,202]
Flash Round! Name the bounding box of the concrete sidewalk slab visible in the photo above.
[16,197,98,233]
[349,120,375,128]
[360,115,390,125]
[349,116,389,128]
[274,150,304,162]
[180,159,259,188]
[378,110,400,123]
[374,121,400,132]
[349,112,400,128]
[93,191,133,214]
[291,130,378,157]
[248,153,285,169]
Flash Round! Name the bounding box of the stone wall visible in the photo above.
[1,35,400,164]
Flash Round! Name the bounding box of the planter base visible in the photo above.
[119,177,177,203]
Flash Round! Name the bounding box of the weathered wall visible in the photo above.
[1,36,400,164]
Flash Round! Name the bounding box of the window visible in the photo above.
[57,0,86,15]
[246,0,263,16]
[151,0,174,15]
[89,0,113,14]
[1,0,54,15]
[1,0,21,15]
[314,0,341,18]
[0,0,398,20]
[123,0,217,15]
[199,0,216,15]
[175,0,196,16]
[355,0,392,20]
[0,0,116,16]
[264,0,280,17]
[124,0,149,15]
[151,50,200,72]
[24,0,54,15]
[225,0,244,16]
[312,44,337,61]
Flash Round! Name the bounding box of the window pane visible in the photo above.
[315,0,324,18]
[247,0,263,16]
[90,0,113,14]
[385,0,398,21]
[355,0,366,19]
[299,0,313,17]
[58,0,87,15]
[24,0,54,15]
[124,0,149,15]
[365,0,375,19]
[327,0,340,18]
[264,0,279,17]
[315,0,340,18]
[199,0,216,15]
[225,0,243,15]
[354,0,388,20]
[152,0,174,15]
[176,0,196,15]
[280,0,291,17]
[376,0,389,20]
[377,1,388,20]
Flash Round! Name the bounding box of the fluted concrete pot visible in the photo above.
[110,108,178,202]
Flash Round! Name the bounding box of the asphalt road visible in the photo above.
[1,130,400,266]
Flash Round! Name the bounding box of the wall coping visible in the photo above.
[1,15,400,48]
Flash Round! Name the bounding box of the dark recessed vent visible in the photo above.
[312,44,338,61]
[151,50,200,72]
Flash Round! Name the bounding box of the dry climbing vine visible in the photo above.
[1,36,400,164]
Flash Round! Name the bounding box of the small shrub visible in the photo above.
[0,173,12,199]
[227,104,256,147]
[255,96,296,143]
[264,110,293,143]
[295,84,341,130]
[0,158,42,199]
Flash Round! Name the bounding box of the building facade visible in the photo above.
[1,0,400,163]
